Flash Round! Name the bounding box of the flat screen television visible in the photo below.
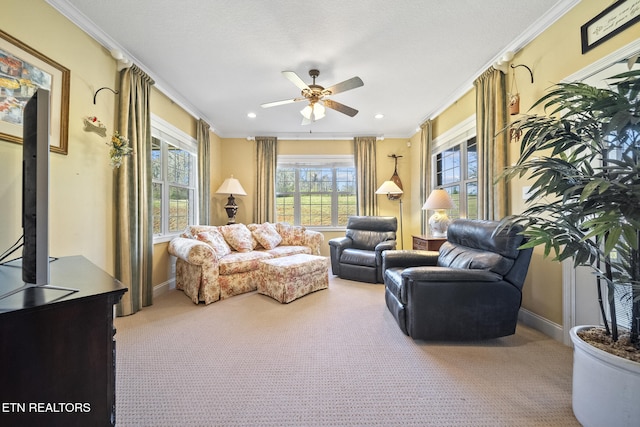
[22,88,50,285]
[0,89,77,309]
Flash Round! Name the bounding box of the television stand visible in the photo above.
[0,256,127,426]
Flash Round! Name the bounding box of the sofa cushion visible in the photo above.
[218,251,272,275]
[251,222,282,249]
[195,230,232,257]
[275,222,307,246]
[263,245,311,258]
[181,224,218,239]
[220,224,256,252]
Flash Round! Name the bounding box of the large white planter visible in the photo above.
[570,325,640,427]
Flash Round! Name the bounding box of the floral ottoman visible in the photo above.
[257,254,329,303]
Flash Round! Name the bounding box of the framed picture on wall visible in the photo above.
[0,29,70,155]
[581,0,640,54]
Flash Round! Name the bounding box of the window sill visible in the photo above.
[153,233,181,245]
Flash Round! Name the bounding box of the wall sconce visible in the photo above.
[422,189,456,237]
[376,180,404,249]
[215,175,247,224]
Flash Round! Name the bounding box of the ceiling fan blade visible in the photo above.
[323,99,359,117]
[282,71,310,91]
[260,97,305,108]
[324,76,363,95]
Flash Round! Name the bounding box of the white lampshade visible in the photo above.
[422,189,455,210]
[422,189,455,237]
[375,180,403,197]
[215,175,247,196]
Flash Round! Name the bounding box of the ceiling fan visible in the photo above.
[261,69,363,125]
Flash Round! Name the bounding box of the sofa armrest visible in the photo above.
[304,229,324,255]
[382,250,439,271]
[168,237,217,265]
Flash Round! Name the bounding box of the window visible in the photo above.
[151,115,198,241]
[432,117,478,220]
[276,155,356,228]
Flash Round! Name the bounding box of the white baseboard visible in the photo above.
[518,308,567,345]
[153,279,175,298]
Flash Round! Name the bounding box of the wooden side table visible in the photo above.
[412,235,446,251]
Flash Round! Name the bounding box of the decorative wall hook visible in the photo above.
[93,87,119,104]
[510,64,534,83]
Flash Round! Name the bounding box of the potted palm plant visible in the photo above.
[498,68,640,427]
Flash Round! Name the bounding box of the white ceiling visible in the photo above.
[49,0,578,140]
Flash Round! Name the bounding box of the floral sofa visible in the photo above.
[168,222,324,304]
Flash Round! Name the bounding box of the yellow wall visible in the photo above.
[423,0,640,325]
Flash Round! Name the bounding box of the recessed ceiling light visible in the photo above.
[374,113,384,119]
[247,112,256,118]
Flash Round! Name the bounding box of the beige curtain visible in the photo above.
[255,136,277,223]
[474,67,508,221]
[197,119,211,225]
[419,120,433,234]
[115,65,155,317]
[354,136,378,216]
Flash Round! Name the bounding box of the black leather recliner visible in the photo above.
[329,216,397,283]
[382,219,532,340]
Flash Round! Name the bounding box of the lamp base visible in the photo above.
[428,209,451,238]
[224,195,238,225]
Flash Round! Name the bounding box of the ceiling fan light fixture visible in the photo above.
[314,103,326,119]
[300,103,325,121]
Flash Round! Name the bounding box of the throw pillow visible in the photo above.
[275,222,306,246]
[220,224,256,252]
[251,222,282,249]
[195,230,231,257]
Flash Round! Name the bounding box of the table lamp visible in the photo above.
[422,189,455,237]
[215,175,247,224]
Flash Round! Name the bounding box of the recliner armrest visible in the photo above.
[328,236,352,249]
[402,266,502,282]
[375,240,396,253]
[382,250,439,271]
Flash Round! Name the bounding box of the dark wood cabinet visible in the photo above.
[0,256,126,427]
[412,235,446,251]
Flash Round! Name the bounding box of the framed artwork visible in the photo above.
[0,30,70,154]
[581,0,640,54]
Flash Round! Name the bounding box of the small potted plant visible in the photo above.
[498,68,640,427]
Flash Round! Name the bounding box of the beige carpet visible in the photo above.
[114,275,580,426]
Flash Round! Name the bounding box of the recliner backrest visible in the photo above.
[437,219,525,278]
[345,216,397,250]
